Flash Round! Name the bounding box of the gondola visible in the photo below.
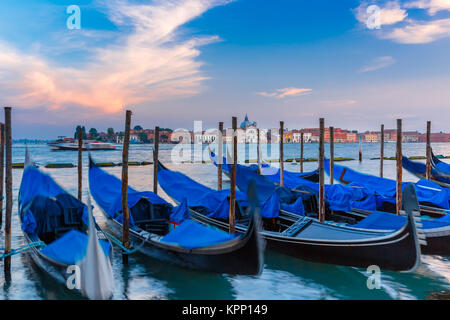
[157,160,423,272]
[19,151,113,299]
[402,156,450,188]
[328,159,450,213]
[216,156,450,256]
[88,156,263,275]
[209,148,319,183]
[431,150,450,174]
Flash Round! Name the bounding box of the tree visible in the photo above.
[118,131,125,144]
[134,125,143,131]
[89,128,98,139]
[138,132,148,143]
[74,125,87,140]
[107,127,115,139]
[160,134,169,142]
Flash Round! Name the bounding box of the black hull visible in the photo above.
[157,160,421,271]
[348,209,450,256]
[188,209,420,272]
[22,232,82,294]
[422,233,450,256]
[100,211,263,275]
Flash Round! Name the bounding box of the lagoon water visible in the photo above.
[0,142,449,300]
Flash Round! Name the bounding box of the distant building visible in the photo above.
[403,131,420,143]
[290,130,312,143]
[363,131,379,143]
[240,114,257,130]
[418,132,450,143]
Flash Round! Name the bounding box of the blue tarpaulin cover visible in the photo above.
[210,151,232,174]
[210,151,318,178]
[22,210,37,235]
[40,229,111,265]
[254,163,377,212]
[20,167,89,235]
[326,159,450,209]
[435,161,450,174]
[235,163,280,203]
[260,191,280,218]
[161,220,236,249]
[207,196,230,219]
[282,197,305,216]
[351,210,450,230]
[158,164,281,218]
[89,165,169,224]
[19,166,66,208]
[432,152,450,174]
[170,198,190,223]
[403,156,450,185]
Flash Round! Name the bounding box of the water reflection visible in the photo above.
[0,143,448,300]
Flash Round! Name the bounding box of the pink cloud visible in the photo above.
[0,0,232,113]
[257,87,312,99]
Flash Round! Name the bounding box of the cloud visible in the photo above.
[354,0,450,44]
[358,56,396,72]
[0,0,232,113]
[354,1,408,27]
[404,0,450,16]
[381,18,450,43]
[257,87,312,99]
[321,99,357,107]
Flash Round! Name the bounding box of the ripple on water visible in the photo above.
[0,143,449,300]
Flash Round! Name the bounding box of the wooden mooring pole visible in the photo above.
[396,119,402,215]
[329,126,334,185]
[300,131,304,173]
[359,134,362,162]
[380,124,384,178]
[280,121,284,187]
[218,122,223,190]
[4,107,12,276]
[153,126,160,194]
[121,110,132,264]
[0,123,4,228]
[229,117,237,234]
[77,127,83,201]
[318,118,325,223]
[257,128,261,175]
[426,121,431,180]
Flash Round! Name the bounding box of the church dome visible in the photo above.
[240,114,257,129]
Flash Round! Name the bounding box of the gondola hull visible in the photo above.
[402,156,450,188]
[157,160,421,271]
[98,208,263,275]
[23,233,69,285]
[422,231,450,256]
[21,230,113,296]
[346,209,450,256]
[185,207,420,272]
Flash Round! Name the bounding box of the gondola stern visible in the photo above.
[401,183,425,273]
[244,179,265,275]
[88,153,96,169]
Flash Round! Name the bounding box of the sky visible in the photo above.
[0,0,449,138]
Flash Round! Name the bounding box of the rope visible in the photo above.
[0,241,46,259]
[100,230,146,255]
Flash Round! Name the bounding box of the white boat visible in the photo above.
[50,140,116,151]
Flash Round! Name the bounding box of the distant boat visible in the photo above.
[51,140,116,151]
[48,136,74,146]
